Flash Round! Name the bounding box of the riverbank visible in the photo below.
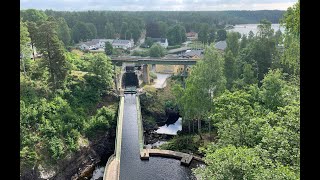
[20,94,119,180]
[139,77,181,145]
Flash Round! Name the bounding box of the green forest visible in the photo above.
[20,14,119,176]
[161,2,300,179]
[20,9,284,46]
[20,1,299,179]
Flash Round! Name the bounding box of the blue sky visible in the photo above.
[20,0,297,11]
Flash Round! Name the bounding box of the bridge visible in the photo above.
[111,57,198,87]
[111,57,197,65]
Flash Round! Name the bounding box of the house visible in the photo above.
[215,41,227,51]
[78,38,134,51]
[180,49,204,59]
[93,39,114,48]
[186,32,198,41]
[112,39,134,50]
[150,38,169,48]
[79,40,100,50]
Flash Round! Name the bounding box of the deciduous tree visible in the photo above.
[104,42,113,56]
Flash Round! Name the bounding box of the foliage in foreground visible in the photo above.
[20,21,117,173]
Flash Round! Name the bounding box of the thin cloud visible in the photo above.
[20,0,297,11]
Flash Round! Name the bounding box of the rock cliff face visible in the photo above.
[20,132,115,180]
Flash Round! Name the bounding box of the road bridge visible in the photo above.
[111,57,197,65]
[111,57,198,85]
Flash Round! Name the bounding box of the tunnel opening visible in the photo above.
[122,65,139,93]
[123,72,139,87]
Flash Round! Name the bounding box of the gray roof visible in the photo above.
[112,39,131,46]
[81,39,100,46]
[215,41,227,51]
[180,49,204,58]
[96,39,113,43]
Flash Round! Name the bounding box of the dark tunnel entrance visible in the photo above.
[122,66,139,90]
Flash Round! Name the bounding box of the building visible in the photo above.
[180,49,204,59]
[112,39,134,50]
[150,38,169,48]
[94,39,113,48]
[79,39,100,50]
[186,32,198,41]
[78,38,134,50]
[214,41,227,51]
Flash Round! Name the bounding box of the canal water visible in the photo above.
[119,94,194,180]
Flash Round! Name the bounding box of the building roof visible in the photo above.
[180,49,204,58]
[112,39,131,46]
[95,39,113,43]
[186,32,198,37]
[150,38,167,43]
[80,39,100,46]
[215,41,227,51]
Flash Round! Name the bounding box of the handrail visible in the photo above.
[103,96,124,180]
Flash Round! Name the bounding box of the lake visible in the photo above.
[227,24,285,36]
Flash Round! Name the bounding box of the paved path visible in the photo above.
[152,72,171,89]
[104,158,119,180]
[103,97,124,180]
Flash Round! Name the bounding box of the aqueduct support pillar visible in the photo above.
[142,64,150,84]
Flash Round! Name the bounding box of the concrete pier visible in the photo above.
[142,64,150,84]
[140,149,204,166]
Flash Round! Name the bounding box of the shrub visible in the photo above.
[48,136,65,160]
[84,106,115,138]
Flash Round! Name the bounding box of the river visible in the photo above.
[227,23,285,36]
[156,117,182,135]
[119,94,194,180]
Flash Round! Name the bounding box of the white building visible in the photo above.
[79,39,134,50]
[150,38,168,48]
[79,39,100,50]
[94,39,114,48]
[112,39,134,50]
